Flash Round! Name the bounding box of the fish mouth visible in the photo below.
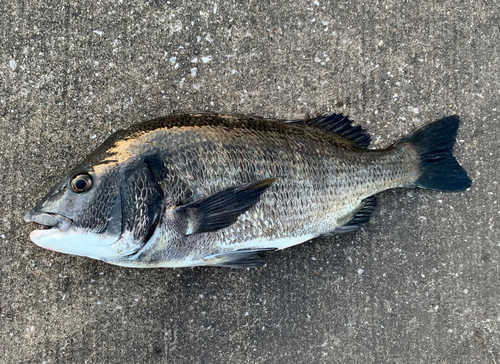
[24,210,73,236]
[24,210,124,258]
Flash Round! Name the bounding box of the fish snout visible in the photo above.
[24,210,72,232]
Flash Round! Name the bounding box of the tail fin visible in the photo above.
[398,116,471,191]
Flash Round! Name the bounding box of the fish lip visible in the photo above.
[24,210,72,232]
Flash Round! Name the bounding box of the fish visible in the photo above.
[24,113,471,268]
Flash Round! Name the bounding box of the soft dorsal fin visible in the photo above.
[174,178,275,235]
[333,196,377,233]
[290,113,371,148]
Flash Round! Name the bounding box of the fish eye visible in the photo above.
[70,174,92,193]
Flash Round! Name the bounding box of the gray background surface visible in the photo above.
[1,0,499,363]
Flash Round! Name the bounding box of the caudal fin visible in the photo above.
[399,116,471,191]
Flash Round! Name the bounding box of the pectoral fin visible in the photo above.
[174,178,275,235]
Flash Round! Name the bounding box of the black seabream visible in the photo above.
[24,113,471,268]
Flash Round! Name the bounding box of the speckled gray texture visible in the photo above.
[0,0,498,363]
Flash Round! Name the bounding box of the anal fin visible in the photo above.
[333,196,377,234]
[203,248,277,268]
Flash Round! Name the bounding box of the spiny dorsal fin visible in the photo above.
[203,248,277,268]
[333,196,377,233]
[175,178,275,235]
[290,113,371,148]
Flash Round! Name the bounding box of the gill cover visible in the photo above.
[119,159,164,249]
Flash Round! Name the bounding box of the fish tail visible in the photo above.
[398,115,471,191]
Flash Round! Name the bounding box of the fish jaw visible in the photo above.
[28,225,124,259]
[25,210,132,259]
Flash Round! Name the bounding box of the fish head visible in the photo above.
[25,131,166,263]
[24,159,127,260]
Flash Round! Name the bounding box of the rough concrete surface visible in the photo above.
[1,0,499,363]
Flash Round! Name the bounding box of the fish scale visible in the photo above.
[107,114,417,267]
[25,113,470,268]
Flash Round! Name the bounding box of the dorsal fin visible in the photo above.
[290,113,371,148]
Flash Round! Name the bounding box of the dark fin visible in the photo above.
[333,196,377,233]
[203,248,277,268]
[398,116,471,191]
[291,113,371,148]
[175,178,275,235]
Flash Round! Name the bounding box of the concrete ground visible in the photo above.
[1,0,499,363]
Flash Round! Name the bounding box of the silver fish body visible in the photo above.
[25,113,471,268]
